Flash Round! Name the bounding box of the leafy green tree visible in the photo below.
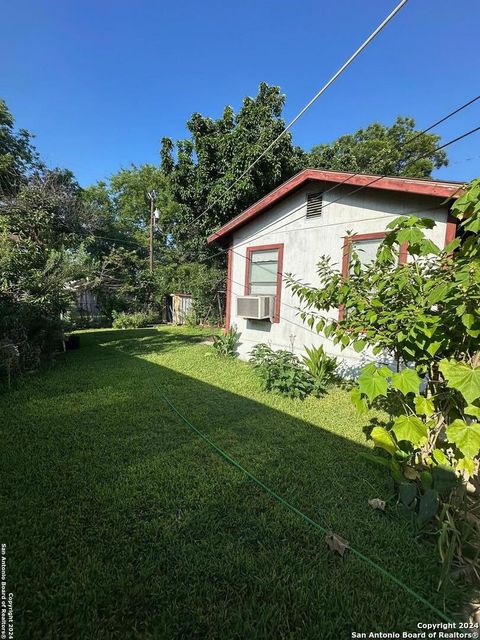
[80,181,117,254]
[287,179,480,578]
[85,246,156,318]
[0,170,86,375]
[0,98,89,380]
[82,164,177,254]
[307,116,448,178]
[80,164,180,317]
[2,169,84,249]
[158,83,305,322]
[161,82,305,257]
[108,164,177,249]
[0,98,43,196]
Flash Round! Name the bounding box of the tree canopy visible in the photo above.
[0,89,459,374]
[306,116,448,178]
[160,82,305,258]
[81,164,176,255]
[0,99,42,196]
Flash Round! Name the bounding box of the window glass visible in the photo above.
[249,249,278,295]
[350,237,382,267]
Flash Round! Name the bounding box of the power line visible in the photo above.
[207,119,479,246]
[76,104,480,261]
[71,102,480,261]
[316,95,480,203]
[74,127,480,281]
[450,153,480,166]
[77,231,146,248]
[202,123,480,281]
[310,125,480,217]
[191,0,410,226]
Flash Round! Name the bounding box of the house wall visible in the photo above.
[227,183,452,376]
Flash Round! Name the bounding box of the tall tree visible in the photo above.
[82,164,177,256]
[160,82,305,259]
[0,169,85,299]
[0,169,87,373]
[306,116,448,178]
[80,164,179,315]
[0,98,43,196]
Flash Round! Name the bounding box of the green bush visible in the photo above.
[63,309,110,331]
[184,309,198,327]
[111,311,156,329]
[0,299,65,388]
[250,343,313,399]
[302,345,337,397]
[0,338,20,389]
[289,178,480,585]
[212,326,240,358]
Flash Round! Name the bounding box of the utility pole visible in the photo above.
[148,190,157,273]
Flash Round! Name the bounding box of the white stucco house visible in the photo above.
[207,169,463,373]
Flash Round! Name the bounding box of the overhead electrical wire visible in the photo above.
[304,125,480,223]
[77,231,147,248]
[84,108,478,260]
[313,94,480,204]
[73,105,480,263]
[206,121,480,246]
[201,123,480,286]
[203,105,478,246]
[190,0,410,226]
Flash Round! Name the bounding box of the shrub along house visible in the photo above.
[207,169,463,373]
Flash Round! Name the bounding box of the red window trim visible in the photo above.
[444,213,458,250]
[339,232,408,321]
[224,245,233,335]
[244,243,284,323]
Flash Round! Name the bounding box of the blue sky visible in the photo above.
[1,0,479,187]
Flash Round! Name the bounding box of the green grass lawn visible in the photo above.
[0,327,472,639]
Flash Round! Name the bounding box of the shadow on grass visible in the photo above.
[0,328,475,640]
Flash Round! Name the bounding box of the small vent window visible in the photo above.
[306,192,323,218]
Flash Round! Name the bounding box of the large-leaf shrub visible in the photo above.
[287,178,480,582]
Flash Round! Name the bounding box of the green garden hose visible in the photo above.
[158,390,455,625]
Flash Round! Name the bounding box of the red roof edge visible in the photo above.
[207,168,464,244]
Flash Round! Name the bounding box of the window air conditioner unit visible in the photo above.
[236,295,276,320]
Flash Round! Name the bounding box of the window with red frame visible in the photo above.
[346,235,386,270]
[245,244,283,322]
[342,232,407,277]
[339,232,406,320]
[246,248,279,295]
